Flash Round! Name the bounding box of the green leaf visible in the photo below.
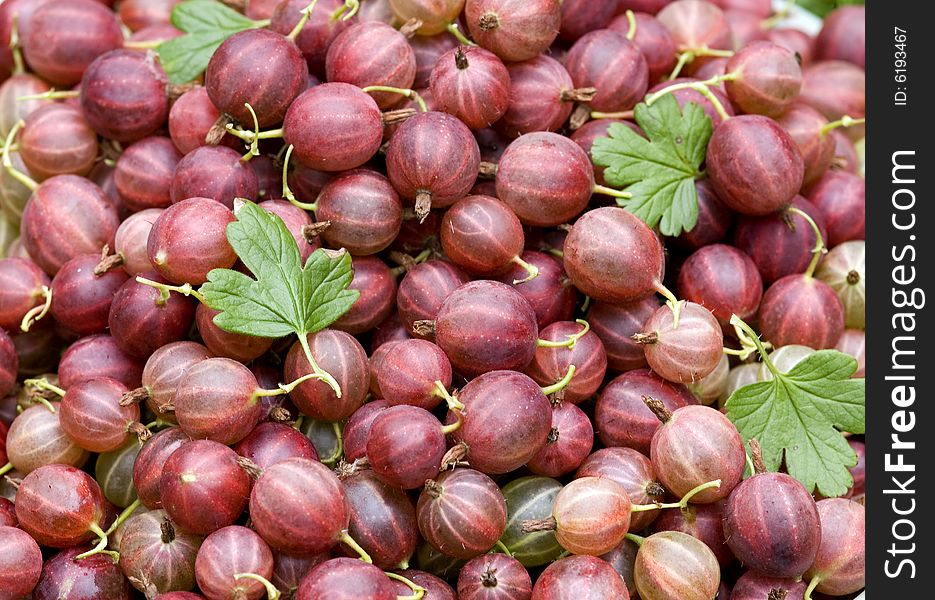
[199,201,360,339]
[157,32,231,86]
[302,250,359,334]
[199,269,298,338]
[725,350,865,498]
[590,95,713,237]
[797,0,864,18]
[156,0,264,84]
[171,0,257,32]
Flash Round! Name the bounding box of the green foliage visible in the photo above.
[590,95,713,236]
[200,200,359,340]
[726,349,865,498]
[157,0,264,84]
[798,0,864,18]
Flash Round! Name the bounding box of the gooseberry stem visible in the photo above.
[15,89,81,102]
[654,283,682,328]
[820,115,866,137]
[252,372,318,402]
[9,15,24,76]
[667,51,694,80]
[668,45,735,80]
[2,120,38,191]
[389,248,433,276]
[646,73,737,122]
[592,184,632,199]
[386,572,426,600]
[446,21,475,46]
[317,420,343,466]
[590,110,634,120]
[723,326,762,360]
[511,254,540,284]
[630,479,722,512]
[625,10,637,40]
[24,378,65,398]
[731,317,766,354]
[579,295,590,312]
[225,103,284,161]
[744,447,756,478]
[338,530,373,563]
[433,381,464,412]
[242,103,261,161]
[105,499,142,535]
[287,0,321,41]
[281,145,319,211]
[648,73,738,102]
[20,285,52,332]
[691,83,732,122]
[298,333,343,398]
[536,319,591,349]
[803,575,821,600]
[134,277,207,305]
[330,0,360,20]
[0,463,12,477]
[540,364,576,396]
[410,248,433,264]
[29,395,58,413]
[361,86,428,112]
[785,206,826,279]
[233,573,281,600]
[440,411,464,435]
[625,532,645,546]
[74,523,119,563]
[694,46,735,58]
[730,315,777,376]
[123,39,164,49]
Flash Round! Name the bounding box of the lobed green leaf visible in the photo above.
[157,32,230,86]
[158,0,265,84]
[199,201,359,340]
[726,350,865,498]
[171,0,258,33]
[201,269,298,339]
[303,250,360,334]
[590,95,712,236]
